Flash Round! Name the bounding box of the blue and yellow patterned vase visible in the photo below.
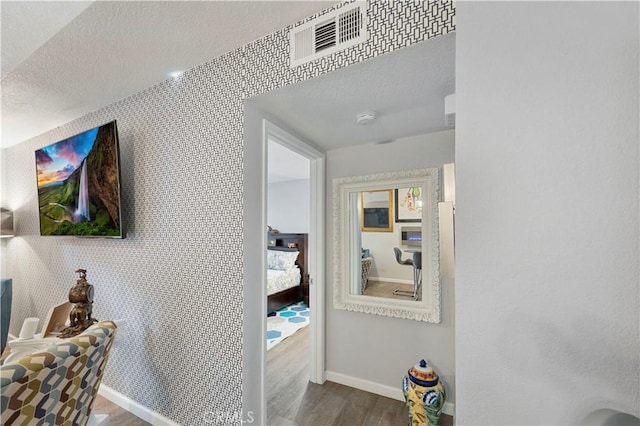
[402,359,446,426]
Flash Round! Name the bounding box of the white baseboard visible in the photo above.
[98,384,179,426]
[444,401,455,417]
[325,371,455,417]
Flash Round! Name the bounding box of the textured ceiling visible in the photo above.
[1,1,454,183]
[1,1,93,77]
[0,0,336,148]
[248,32,456,151]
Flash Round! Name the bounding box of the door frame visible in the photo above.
[261,120,326,413]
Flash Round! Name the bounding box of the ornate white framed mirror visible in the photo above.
[333,168,441,323]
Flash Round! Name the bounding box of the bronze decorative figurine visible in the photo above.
[59,269,97,338]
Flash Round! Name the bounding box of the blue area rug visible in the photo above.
[267,302,309,351]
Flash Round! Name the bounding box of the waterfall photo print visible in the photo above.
[35,121,124,237]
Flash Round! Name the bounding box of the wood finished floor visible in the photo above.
[94,325,452,426]
[93,395,150,425]
[363,280,423,302]
[267,325,452,426]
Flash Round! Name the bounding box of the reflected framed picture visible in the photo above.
[360,190,393,232]
[395,187,422,222]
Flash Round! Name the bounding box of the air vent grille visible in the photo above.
[339,7,361,43]
[294,27,314,62]
[290,2,367,68]
[315,20,336,52]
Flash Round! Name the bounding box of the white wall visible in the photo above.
[326,130,456,400]
[362,226,416,282]
[267,179,310,234]
[456,2,639,425]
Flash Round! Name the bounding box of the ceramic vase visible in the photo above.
[402,359,446,426]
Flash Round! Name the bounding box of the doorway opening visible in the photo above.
[264,120,326,423]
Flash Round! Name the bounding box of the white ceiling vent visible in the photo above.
[290,2,367,68]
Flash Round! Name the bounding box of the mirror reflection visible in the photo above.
[355,188,423,301]
[360,190,393,232]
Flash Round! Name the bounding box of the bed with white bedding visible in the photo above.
[267,233,308,314]
[267,268,301,296]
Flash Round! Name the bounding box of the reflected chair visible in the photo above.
[361,256,373,293]
[393,247,422,300]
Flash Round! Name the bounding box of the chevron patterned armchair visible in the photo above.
[1,321,117,426]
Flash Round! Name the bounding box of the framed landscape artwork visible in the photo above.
[35,121,124,238]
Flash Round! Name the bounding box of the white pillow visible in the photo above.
[267,250,299,271]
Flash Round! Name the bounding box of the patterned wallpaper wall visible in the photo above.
[1,1,454,424]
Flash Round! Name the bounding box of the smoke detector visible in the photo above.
[445,94,456,127]
[356,111,377,125]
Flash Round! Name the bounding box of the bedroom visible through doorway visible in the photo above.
[266,139,310,355]
[265,130,313,423]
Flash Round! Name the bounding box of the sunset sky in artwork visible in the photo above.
[35,127,98,188]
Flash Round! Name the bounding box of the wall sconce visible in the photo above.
[1,208,15,238]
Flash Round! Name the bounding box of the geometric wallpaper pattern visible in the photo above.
[0,1,454,424]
